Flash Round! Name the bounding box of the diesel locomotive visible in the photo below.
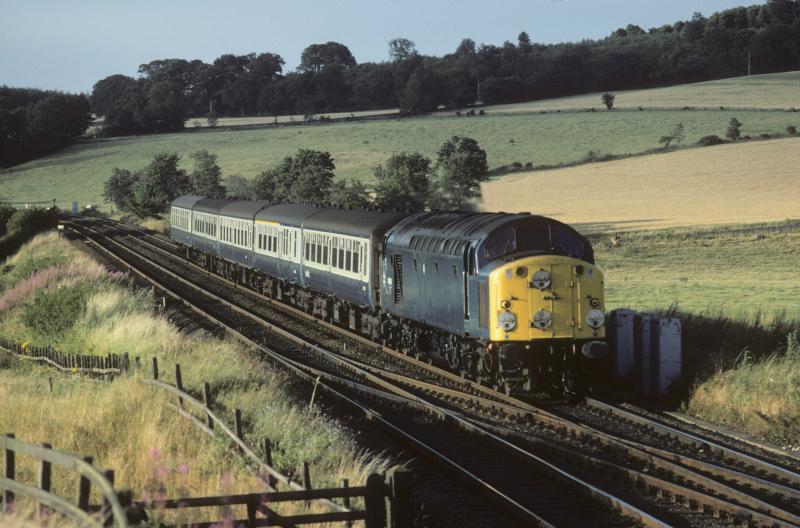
[170,196,607,396]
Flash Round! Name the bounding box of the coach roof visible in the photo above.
[171,195,203,210]
[303,208,409,238]
[192,198,230,215]
[219,200,271,220]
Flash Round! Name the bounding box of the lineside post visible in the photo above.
[3,433,15,510]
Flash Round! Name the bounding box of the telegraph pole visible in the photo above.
[747,49,751,76]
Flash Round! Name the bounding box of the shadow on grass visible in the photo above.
[656,307,799,405]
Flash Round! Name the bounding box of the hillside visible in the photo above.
[484,71,800,113]
[481,137,800,232]
[2,105,797,209]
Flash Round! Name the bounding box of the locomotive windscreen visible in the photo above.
[480,219,593,266]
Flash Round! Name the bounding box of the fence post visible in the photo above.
[386,467,412,528]
[38,443,52,518]
[102,469,115,527]
[262,438,276,490]
[175,364,184,408]
[3,433,15,510]
[203,383,213,430]
[76,455,93,511]
[342,479,353,527]
[364,473,386,528]
[123,353,130,373]
[152,357,159,380]
[234,409,243,440]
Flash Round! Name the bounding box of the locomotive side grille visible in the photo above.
[478,282,488,328]
[393,255,403,303]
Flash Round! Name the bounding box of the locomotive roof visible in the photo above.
[386,211,592,259]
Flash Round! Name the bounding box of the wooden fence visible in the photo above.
[1,433,135,528]
[0,347,414,527]
[141,357,413,528]
[0,338,130,377]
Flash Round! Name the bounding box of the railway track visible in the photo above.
[66,217,800,527]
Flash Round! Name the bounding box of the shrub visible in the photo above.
[697,135,725,147]
[5,207,58,236]
[726,117,742,140]
[21,283,91,339]
[787,125,797,135]
[0,205,16,237]
[524,162,533,169]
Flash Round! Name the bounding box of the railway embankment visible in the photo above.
[0,231,393,524]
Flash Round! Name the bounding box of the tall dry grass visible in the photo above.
[1,233,394,523]
[686,333,800,446]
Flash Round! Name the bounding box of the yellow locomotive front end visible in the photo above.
[487,255,607,395]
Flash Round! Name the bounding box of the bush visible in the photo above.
[5,207,58,236]
[0,205,16,237]
[21,283,91,339]
[697,135,725,147]
[787,125,797,135]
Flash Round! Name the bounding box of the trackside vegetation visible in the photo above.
[0,232,393,523]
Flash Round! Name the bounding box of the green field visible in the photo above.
[2,106,797,209]
[485,71,800,112]
[594,222,800,318]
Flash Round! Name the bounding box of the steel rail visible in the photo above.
[82,217,800,518]
[68,218,665,527]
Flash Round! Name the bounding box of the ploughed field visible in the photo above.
[1,72,798,209]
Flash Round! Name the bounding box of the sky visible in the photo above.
[0,0,762,93]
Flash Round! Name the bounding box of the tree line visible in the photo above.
[0,86,92,167]
[91,1,800,136]
[103,137,488,217]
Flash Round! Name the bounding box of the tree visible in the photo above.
[299,42,356,73]
[255,149,336,203]
[103,168,139,211]
[400,64,443,114]
[658,122,685,149]
[129,153,192,217]
[601,92,615,110]
[225,175,256,199]
[433,136,489,210]
[517,31,533,51]
[330,179,371,209]
[726,117,742,140]
[190,149,226,198]
[388,38,417,62]
[374,153,432,212]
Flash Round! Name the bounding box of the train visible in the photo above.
[169,196,608,396]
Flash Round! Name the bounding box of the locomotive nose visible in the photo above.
[581,340,608,359]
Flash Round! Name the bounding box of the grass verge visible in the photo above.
[0,231,392,522]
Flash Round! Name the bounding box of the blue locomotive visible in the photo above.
[170,196,607,395]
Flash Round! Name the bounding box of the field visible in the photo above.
[593,221,800,317]
[184,108,398,128]
[485,71,800,112]
[2,107,797,209]
[482,137,800,232]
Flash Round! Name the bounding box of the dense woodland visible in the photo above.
[0,87,91,167]
[89,0,800,135]
[1,0,799,166]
